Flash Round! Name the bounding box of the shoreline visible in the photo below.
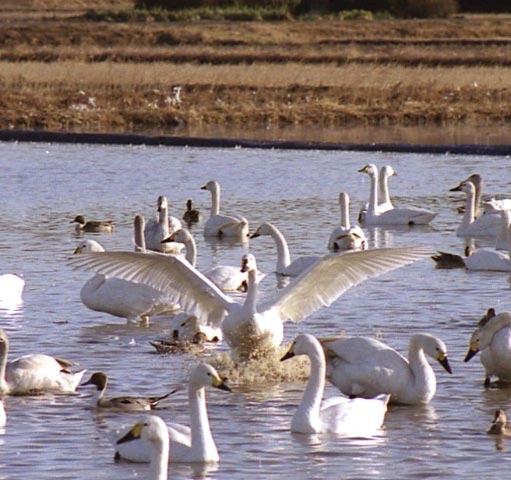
[1,129,511,156]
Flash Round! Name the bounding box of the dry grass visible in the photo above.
[1,6,511,134]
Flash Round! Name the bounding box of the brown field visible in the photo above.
[2,1,511,140]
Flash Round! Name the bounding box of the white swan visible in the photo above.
[358,164,437,225]
[74,237,179,324]
[0,327,86,395]
[69,245,430,361]
[321,333,452,405]
[450,180,501,237]
[460,173,511,215]
[250,222,320,277]
[281,334,389,436]
[0,274,24,303]
[164,229,250,292]
[358,165,395,222]
[464,308,511,386]
[200,180,249,239]
[82,371,177,410]
[327,193,368,252]
[116,415,169,480]
[113,363,230,463]
[144,195,183,253]
[72,215,115,234]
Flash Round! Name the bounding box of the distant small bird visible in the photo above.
[182,199,200,225]
[488,409,511,436]
[72,215,115,234]
[150,331,207,355]
[82,371,178,411]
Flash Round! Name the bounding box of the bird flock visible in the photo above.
[2,163,511,478]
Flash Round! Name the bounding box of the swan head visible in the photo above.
[465,311,511,362]
[73,239,105,254]
[411,334,452,373]
[117,415,169,446]
[81,371,108,391]
[280,333,319,361]
[380,165,397,178]
[449,180,475,195]
[240,253,257,273]
[162,228,191,244]
[190,363,231,392]
[200,180,219,193]
[250,222,274,239]
[464,173,483,189]
[358,164,378,176]
[156,195,168,212]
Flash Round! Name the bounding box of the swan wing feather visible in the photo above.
[69,252,233,325]
[265,246,431,323]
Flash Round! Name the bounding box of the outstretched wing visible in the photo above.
[68,251,234,326]
[263,246,431,323]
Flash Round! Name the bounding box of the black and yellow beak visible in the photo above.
[438,352,452,374]
[280,343,295,362]
[117,422,143,445]
[464,342,479,362]
[212,375,231,392]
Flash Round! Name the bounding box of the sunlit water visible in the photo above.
[1,141,511,479]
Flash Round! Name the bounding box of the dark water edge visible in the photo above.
[1,124,511,155]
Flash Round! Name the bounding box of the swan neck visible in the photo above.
[184,234,197,267]
[463,189,476,224]
[244,270,259,315]
[0,343,7,394]
[134,217,146,251]
[339,195,350,229]
[379,171,391,206]
[210,185,220,216]
[189,384,216,459]
[150,435,169,480]
[408,342,435,400]
[367,170,379,214]
[268,225,291,271]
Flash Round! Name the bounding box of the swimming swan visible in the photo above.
[321,333,452,405]
[464,308,511,386]
[74,237,179,324]
[113,363,230,463]
[116,415,169,480]
[327,193,368,252]
[68,246,430,361]
[250,222,320,277]
[281,334,389,436]
[358,164,437,225]
[0,274,25,303]
[200,180,249,239]
[72,215,115,234]
[450,180,501,237]
[358,165,396,223]
[0,328,86,395]
[144,195,183,253]
[82,371,178,411]
[163,229,251,292]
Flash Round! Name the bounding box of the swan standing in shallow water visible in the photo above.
[450,180,501,237]
[327,193,367,252]
[200,180,249,239]
[320,333,452,405]
[464,308,511,386]
[281,334,389,436]
[82,372,178,411]
[0,328,86,395]
[74,235,179,324]
[250,222,320,277]
[144,195,183,253]
[113,363,230,463]
[116,415,169,480]
[163,229,251,292]
[0,274,24,303]
[69,245,430,361]
[358,164,437,225]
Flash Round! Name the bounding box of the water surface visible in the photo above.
[0,141,510,479]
